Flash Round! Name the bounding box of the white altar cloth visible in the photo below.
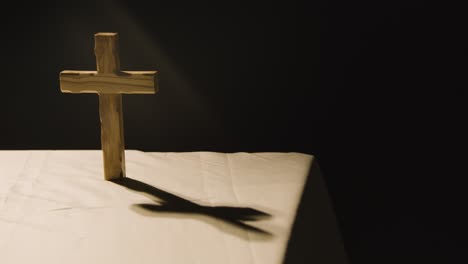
[0,150,312,264]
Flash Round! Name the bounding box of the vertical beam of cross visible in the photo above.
[59,33,158,180]
[95,33,126,180]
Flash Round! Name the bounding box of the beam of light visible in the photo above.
[100,0,215,121]
[60,0,220,146]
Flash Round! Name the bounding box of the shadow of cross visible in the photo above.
[59,33,158,181]
[110,177,273,237]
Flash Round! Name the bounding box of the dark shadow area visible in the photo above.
[110,177,273,239]
[285,161,348,264]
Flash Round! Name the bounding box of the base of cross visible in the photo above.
[59,33,158,180]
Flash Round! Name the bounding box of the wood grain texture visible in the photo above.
[95,33,120,74]
[95,33,125,180]
[99,94,126,180]
[59,70,157,94]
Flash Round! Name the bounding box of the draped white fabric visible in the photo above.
[0,150,312,264]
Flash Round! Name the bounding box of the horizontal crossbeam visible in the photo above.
[59,70,158,94]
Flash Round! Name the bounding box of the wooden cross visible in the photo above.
[59,33,158,180]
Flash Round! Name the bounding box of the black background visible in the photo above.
[1,0,465,263]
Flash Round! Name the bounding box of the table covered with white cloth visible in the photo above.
[0,150,318,264]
